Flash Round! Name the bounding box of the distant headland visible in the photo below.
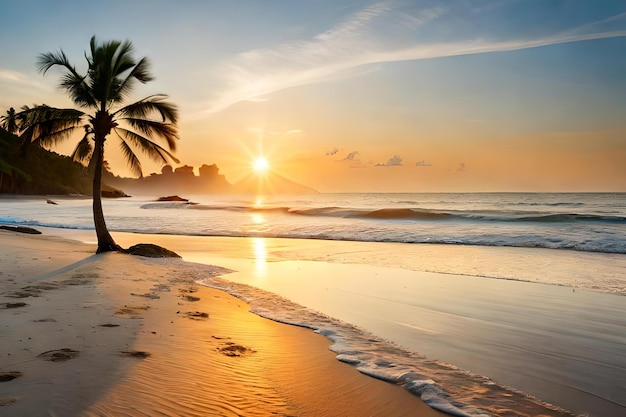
[105,163,318,196]
[1,126,317,196]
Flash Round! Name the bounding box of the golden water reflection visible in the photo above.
[252,237,267,276]
[251,213,265,225]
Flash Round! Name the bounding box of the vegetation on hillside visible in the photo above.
[0,127,91,194]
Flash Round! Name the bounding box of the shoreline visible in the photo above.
[0,230,446,416]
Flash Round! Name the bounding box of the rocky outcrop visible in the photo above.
[101,183,130,198]
[104,163,232,196]
[123,243,181,258]
[156,195,188,202]
[0,225,42,234]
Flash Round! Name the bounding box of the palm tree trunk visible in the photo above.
[92,137,121,253]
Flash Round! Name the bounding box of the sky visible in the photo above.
[1,0,625,192]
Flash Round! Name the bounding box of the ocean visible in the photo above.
[1,192,625,416]
[3,192,626,253]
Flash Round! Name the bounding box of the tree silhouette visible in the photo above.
[18,36,179,253]
[0,107,18,133]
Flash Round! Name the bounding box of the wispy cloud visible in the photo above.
[416,160,432,167]
[0,70,23,82]
[376,155,403,167]
[204,1,626,114]
[0,69,49,91]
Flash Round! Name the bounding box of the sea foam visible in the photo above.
[178,260,573,417]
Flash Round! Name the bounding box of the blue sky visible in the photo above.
[1,0,625,191]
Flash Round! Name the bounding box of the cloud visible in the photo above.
[0,68,51,92]
[415,160,432,167]
[0,70,23,82]
[338,150,359,161]
[325,147,339,156]
[376,155,402,167]
[203,2,626,113]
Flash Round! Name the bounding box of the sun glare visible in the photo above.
[253,156,270,174]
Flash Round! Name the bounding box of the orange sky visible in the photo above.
[2,1,626,192]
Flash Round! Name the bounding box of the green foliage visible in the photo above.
[0,127,91,194]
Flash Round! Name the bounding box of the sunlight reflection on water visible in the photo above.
[252,237,267,277]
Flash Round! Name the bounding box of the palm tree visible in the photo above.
[18,36,179,253]
[0,107,19,133]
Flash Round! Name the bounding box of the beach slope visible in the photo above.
[0,231,444,416]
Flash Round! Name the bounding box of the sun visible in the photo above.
[253,156,270,174]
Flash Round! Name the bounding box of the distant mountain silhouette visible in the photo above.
[105,165,318,196]
[233,171,318,195]
[1,127,318,196]
[104,164,232,196]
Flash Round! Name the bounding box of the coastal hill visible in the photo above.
[0,127,92,195]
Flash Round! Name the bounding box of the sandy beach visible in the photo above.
[0,230,448,416]
[8,225,622,417]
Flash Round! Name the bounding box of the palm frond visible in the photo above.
[111,40,135,76]
[70,126,94,164]
[119,117,178,152]
[114,95,178,123]
[17,106,85,154]
[37,50,96,108]
[117,136,144,177]
[114,127,180,165]
[116,57,153,100]
[88,36,125,106]
[37,50,72,75]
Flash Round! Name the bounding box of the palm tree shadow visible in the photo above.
[31,254,100,283]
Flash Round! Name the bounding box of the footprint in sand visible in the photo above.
[0,398,17,406]
[151,284,171,293]
[5,289,40,298]
[185,311,209,320]
[0,372,22,382]
[5,282,60,298]
[0,302,28,309]
[114,305,149,319]
[130,292,160,299]
[121,350,151,359]
[180,295,201,302]
[38,348,80,362]
[217,342,256,357]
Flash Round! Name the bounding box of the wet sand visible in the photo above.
[0,230,445,416]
